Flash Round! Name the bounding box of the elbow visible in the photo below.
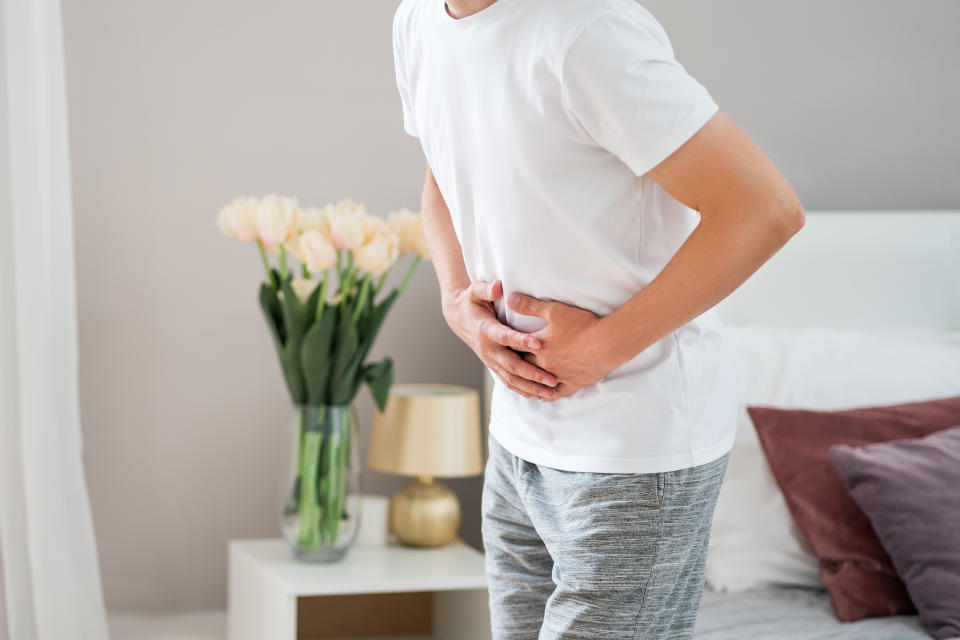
[776,193,805,238]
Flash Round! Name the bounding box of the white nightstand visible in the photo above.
[228,538,490,640]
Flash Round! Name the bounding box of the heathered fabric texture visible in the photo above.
[481,431,729,639]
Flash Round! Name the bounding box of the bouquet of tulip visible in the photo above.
[218,194,429,554]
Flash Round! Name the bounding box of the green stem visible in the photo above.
[339,263,357,314]
[301,263,310,279]
[324,414,341,541]
[333,415,349,542]
[373,272,389,300]
[279,244,288,282]
[295,408,323,551]
[296,411,304,491]
[315,269,329,323]
[257,241,274,288]
[283,412,305,517]
[351,273,372,323]
[396,255,422,295]
[317,434,329,543]
[338,250,353,291]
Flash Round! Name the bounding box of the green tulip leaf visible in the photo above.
[258,282,286,348]
[277,277,320,404]
[361,357,393,413]
[351,289,401,394]
[301,303,338,405]
[269,267,282,292]
[329,308,360,405]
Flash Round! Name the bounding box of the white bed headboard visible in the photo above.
[481,210,960,425]
[713,210,960,331]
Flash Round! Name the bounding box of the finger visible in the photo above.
[507,292,552,319]
[469,279,502,303]
[489,364,534,399]
[502,369,556,399]
[498,349,558,388]
[549,382,577,400]
[480,319,542,351]
[490,363,544,400]
[520,351,558,385]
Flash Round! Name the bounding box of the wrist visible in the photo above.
[440,284,466,321]
[593,309,647,369]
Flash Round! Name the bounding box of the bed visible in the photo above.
[696,587,927,639]
[482,210,960,639]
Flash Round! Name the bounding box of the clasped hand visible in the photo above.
[442,279,622,401]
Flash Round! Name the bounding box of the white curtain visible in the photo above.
[0,0,110,638]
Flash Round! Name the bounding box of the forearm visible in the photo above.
[419,164,471,310]
[600,203,803,367]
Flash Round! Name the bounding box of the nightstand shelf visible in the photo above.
[228,538,490,640]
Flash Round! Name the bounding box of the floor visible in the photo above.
[108,610,226,640]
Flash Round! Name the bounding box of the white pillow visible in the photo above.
[705,324,960,592]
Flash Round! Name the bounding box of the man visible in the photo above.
[392,0,804,637]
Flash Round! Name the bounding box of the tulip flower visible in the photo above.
[217,194,433,552]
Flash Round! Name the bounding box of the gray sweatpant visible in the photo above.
[480,431,729,640]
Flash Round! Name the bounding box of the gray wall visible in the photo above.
[63,0,480,613]
[62,0,960,613]
[647,0,960,209]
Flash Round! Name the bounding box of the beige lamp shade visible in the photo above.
[367,383,483,478]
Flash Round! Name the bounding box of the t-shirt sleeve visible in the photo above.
[561,10,719,177]
[391,13,419,138]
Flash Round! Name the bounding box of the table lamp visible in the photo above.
[367,383,483,547]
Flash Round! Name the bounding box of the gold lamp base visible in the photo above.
[389,475,460,547]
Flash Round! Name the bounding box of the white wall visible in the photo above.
[0,0,11,633]
[61,0,960,613]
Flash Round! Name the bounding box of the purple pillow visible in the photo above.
[829,427,960,640]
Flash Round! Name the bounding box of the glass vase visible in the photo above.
[280,404,362,562]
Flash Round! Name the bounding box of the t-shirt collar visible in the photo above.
[434,0,522,30]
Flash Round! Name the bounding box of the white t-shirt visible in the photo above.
[392,0,739,473]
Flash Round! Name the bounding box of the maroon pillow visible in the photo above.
[829,427,960,640]
[747,394,960,622]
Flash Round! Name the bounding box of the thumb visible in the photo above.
[507,292,551,319]
[469,279,503,303]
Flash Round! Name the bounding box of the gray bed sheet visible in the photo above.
[694,585,930,639]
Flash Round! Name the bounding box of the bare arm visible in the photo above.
[419,163,470,302]
[508,111,805,398]
[604,111,804,362]
[419,162,559,399]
